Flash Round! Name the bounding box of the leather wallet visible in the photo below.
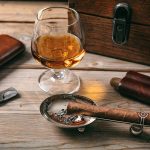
[0,34,25,65]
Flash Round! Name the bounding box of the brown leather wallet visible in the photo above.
[0,34,25,65]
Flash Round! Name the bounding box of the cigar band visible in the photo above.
[137,112,149,126]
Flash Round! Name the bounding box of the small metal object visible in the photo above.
[78,127,85,132]
[138,112,149,126]
[130,112,149,136]
[0,87,18,103]
[112,3,131,45]
[130,124,143,136]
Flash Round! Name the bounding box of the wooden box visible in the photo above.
[69,0,150,65]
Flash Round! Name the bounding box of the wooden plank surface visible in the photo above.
[0,69,150,112]
[0,1,150,150]
[0,114,150,150]
[0,1,66,22]
[0,69,150,150]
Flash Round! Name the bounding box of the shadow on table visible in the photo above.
[58,120,150,143]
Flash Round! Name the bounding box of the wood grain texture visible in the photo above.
[0,1,67,22]
[0,69,150,112]
[0,69,150,150]
[0,1,150,149]
[0,114,150,150]
[80,14,150,65]
[0,23,149,71]
[69,0,150,25]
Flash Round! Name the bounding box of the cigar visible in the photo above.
[125,71,150,86]
[67,101,150,125]
[110,77,150,105]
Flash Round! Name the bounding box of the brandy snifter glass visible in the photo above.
[31,7,85,94]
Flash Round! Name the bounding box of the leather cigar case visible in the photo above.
[0,34,25,66]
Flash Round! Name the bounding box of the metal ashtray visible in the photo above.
[40,94,96,130]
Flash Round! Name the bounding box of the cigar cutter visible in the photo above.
[40,94,96,132]
[0,87,18,104]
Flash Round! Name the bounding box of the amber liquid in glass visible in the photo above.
[31,33,85,69]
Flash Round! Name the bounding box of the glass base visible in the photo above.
[38,69,80,95]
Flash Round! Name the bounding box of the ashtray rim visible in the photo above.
[40,94,96,128]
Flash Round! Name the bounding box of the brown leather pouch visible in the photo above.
[0,34,25,66]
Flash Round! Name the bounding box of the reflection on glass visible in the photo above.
[31,7,85,94]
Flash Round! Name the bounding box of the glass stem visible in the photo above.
[51,69,68,80]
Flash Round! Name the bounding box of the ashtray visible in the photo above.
[40,94,96,129]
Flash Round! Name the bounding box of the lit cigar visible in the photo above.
[67,101,150,125]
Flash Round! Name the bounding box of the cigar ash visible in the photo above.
[49,109,86,126]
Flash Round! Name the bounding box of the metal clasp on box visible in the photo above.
[112,3,131,45]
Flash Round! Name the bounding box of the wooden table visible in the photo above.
[0,1,150,150]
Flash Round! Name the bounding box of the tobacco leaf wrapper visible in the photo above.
[125,71,150,86]
[110,71,150,104]
[67,101,150,125]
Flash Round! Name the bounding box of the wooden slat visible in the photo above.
[0,69,150,113]
[0,114,150,150]
[0,1,67,22]
[0,23,149,71]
